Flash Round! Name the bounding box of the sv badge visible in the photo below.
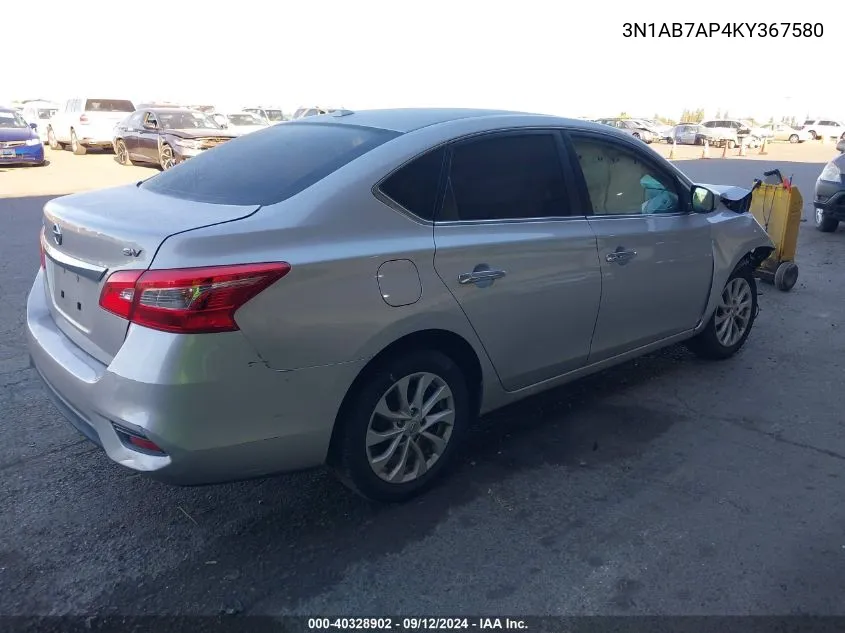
[122,247,143,257]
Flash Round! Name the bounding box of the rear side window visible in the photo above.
[84,99,135,112]
[379,147,446,220]
[141,122,400,206]
[439,133,569,222]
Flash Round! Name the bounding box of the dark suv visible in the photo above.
[814,139,845,232]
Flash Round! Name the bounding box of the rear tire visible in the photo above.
[687,266,757,360]
[331,349,471,502]
[815,207,839,233]
[808,130,818,140]
[115,139,132,166]
[70,131,86,155]
[727,140,736,149]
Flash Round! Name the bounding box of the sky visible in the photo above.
[4,0,839,122]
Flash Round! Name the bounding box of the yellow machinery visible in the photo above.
[748,171,803,292]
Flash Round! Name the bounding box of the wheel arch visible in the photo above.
[326,328,483,466]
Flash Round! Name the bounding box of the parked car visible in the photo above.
[243,107,286,123]
[668,123,719,146]
[20,101,59,143]
[637,118,673,139]
[800,119,845,141]
[813,138,845,232]
[212,111,269,135]
[760,123,811,143]
[292,106,338,119]
[594,118,656,143]
[112,107,237,169]
[0,107,45,166]
[47,97,136,155]
[699,120,746,148]
[28,108,775,502]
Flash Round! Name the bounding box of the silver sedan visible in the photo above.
[26,109,774,502]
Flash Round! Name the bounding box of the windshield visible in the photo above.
[265,110,284,122]
[84,99,135,112]
[227,113,264,126]
[158,111,221,130]
[141,122,399,206]
[0,110,28,128]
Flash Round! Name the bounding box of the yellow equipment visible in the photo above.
[748,173,802,292]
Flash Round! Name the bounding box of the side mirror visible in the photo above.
[691,185,716,213]
[29,122,38,129]
[837,139,845,154]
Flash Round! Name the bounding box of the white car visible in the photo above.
[760,123,811,143]
[47,97,136,154]
[800,119,845,141]
[20,101,59,144]
[212,111,269,136]
[243,107,286,124]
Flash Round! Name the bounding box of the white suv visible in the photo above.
[47,97,135,154]
[800,119,845,141]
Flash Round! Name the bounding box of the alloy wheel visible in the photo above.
[116,141,128,165]
[366,372,455,484]
[714,277,753,347]
[160,145,175,170]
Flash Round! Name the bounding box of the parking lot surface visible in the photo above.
[2,143,844,616]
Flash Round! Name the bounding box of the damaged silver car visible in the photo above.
[26,109,774,502]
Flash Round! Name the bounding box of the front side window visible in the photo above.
[143,112,159,127]
[571,136,682,216]
[438,133,569,222]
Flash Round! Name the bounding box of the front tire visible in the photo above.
[687,266,757,360]
[331,349,471,502]
[47,128,64,150]
[70,130,86,155]
[815,207,839,232]
[788,134,799,143]
[727,140,736,149]
[159,144,175,170]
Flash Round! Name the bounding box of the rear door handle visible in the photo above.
[606,249,637,264]
[458,269,507,286]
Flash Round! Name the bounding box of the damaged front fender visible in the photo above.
[692,184,775,333]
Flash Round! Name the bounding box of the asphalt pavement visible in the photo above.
[1,149,844,617]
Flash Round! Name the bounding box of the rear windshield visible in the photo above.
[140,122,400,206]
[85,99,135,112]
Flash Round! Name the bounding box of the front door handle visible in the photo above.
[458,269,507,286]
[605,249,638,264]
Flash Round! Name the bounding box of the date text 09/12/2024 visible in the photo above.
[622,22,823,38]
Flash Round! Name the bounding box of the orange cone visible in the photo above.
[759,137,768,155]
[721,142,728,158]
[739,140,747,156]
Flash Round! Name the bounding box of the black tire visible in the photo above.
[632,132,641,140]
[808,130,818,140]
[331,349,471,502]
[70,130,86,155]
[727,140,736,149]
[815,207,839,232]
[159,144,175,170]
[788,134,799,144]
[686,266,757,361]
[47,128,64,150]
[115,139,132,166]
[774,262,799,291]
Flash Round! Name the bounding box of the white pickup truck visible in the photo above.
[47,97,135,155]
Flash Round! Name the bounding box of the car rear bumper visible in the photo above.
[26,269,364,485]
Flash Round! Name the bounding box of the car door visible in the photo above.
[136,111,161,162]
[432,130,603,392]
[681,125,697,145]
[565,132,714,363]
[120,111,144,158]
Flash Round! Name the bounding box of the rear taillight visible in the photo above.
[99,263,290,334]
[39,229,46,269]
[79,114,89,124]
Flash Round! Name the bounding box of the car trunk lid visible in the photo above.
[40,183,260,364]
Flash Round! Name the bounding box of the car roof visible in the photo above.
[289,107,602,134]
